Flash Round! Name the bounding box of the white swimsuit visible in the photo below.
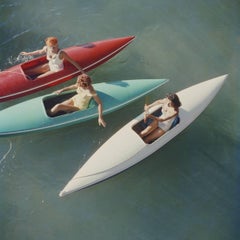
[158,102,176,132]
[46,47,64,72]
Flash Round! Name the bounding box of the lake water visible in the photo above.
[0,0,240,239]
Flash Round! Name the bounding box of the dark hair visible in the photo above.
[167,93,181,108]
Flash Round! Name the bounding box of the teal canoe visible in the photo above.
[0,79,168,136]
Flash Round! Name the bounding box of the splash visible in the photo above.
[7,54,33,65]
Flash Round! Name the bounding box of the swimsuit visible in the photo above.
[71,87,97,110]
[46,47,64,72]
[158,102,176,132]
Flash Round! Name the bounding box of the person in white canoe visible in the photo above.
[139,93,182,143]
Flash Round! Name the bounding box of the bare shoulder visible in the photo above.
[90,88,97,95]
[59,50,66,57]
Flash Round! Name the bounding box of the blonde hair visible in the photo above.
[45,37,58,46]
[77,74,93,89]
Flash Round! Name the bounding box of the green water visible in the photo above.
[0,0,239,239]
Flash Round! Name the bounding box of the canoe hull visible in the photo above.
[59,74,227,197]
[0,79,168,136]
[0,36,135,102]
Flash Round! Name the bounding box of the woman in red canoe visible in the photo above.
[20,36,85,78]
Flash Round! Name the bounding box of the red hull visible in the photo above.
[0,36,135,102]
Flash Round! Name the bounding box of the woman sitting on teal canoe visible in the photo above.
[49,74,106,127]
[139,93,181,143]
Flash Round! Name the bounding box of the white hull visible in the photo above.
[59,75,227,197]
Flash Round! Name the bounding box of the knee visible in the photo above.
[55,103,61,108]
[51,103,61,112]
[139,129,148,137]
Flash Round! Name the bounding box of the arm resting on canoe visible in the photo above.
[60,51,85,75]
[54,83,78,95]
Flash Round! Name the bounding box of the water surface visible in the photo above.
[0,1,239,239]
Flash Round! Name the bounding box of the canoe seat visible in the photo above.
[132,107,180,134]
[170,115,180,129]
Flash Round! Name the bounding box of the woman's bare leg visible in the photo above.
[24,63,50,77]
[50,99,80,115]
[37,70,55,78]
[139,119,158,138]
[143,128,165,144]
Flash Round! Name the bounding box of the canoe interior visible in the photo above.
[43,92,75,117]
[43,92,97,117]
[21,56,48,79]
[132,107,180,143]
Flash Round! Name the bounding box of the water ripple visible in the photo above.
[0,139,13,166]
[0,29,31,47]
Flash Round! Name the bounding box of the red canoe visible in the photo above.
[0,36,135,102]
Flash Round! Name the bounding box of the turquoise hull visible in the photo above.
[0,79,168,136]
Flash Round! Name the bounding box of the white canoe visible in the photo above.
[59,74,228,197]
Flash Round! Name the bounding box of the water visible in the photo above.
[0,0,240,239]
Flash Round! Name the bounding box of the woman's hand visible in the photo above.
[144,111,149,123]
[144,104,149,111]
[144,104,150,122]
[98,117,106,127]
[54,89,63,95]
[20,51,29,56]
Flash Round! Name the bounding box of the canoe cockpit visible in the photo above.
[43,92,96,117]
[21,57,48,80]
[132,107,180,143]
[43,92,75,117]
